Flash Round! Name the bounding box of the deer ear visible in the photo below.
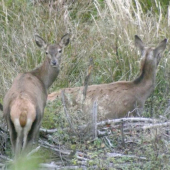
[135,35,145,54]
[59,33,70,47]
[154,38,167,56]
[35,35,47,49]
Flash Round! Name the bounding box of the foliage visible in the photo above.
[7,151,45,170]
[1,0,170,169]
[138,0,169,14]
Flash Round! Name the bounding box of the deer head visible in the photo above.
[35,33,70,67]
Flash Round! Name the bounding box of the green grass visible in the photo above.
[1,0,170,168]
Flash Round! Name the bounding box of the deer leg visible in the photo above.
[7,119,17,154]
[31,107,43,143]
[30,120,41,143]
[14,119,23,156]
[31,123,41,144]
[15,133,22,156]
[22,119,33,151]
[27,115,42,149]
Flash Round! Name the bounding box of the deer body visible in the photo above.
[3,34,70,155]
[48,35,167,120]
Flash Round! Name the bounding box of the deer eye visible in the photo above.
[46,51,48,55]
[58,49,62,53]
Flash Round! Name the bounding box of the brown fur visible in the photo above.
[19,112,27,128]
[3,34,70,156]
[48,35,167,120]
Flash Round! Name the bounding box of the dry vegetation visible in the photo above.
[1,0,170,169]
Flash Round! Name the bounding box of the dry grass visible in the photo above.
[1,0,170,168]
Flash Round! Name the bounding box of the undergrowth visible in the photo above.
[1,0,170,169]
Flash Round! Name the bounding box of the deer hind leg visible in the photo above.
[7,118,17,154]
[27,116,41,147]
[22,118,33,151]
[13,119,23,156]
[27,108,43,149]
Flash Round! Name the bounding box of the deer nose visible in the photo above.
[52,60,57,65]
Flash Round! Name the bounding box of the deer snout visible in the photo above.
[52,60,57,65]
[50,59,58,67]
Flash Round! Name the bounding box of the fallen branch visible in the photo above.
[77,155,89,162]
[97,129,111,137]
[39,139,70,155]
[40,128,58,134]
[106,153,147,160]
[39,163,60,169]
[97,117,159,126]
[39,163,87,170]
[142,121,170,130]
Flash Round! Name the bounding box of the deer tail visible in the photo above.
[19,111,27,128]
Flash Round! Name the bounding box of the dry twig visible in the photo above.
[83,57,93,102]
[92,101,98,139]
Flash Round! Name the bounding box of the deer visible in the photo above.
[48,35,167,120]
[3,33,70,156]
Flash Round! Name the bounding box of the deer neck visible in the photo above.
[133,60,156,96]
[31,57,60,89]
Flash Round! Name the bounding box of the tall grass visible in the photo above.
[1,0,170,169]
